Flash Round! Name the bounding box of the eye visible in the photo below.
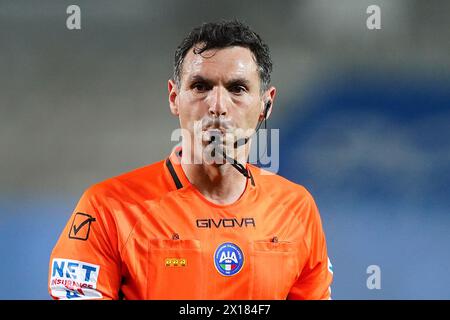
[192,82,210,92]
[229,85,247,94]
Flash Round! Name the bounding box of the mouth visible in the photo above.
[202,128,227,144]
[202,130,228,164]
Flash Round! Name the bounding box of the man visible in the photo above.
[48,20,333,300]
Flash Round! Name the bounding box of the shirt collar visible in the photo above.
[164,145,256,190]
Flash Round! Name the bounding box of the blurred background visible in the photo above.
[0,0,449,299]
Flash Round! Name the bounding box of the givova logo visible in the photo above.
[50,258,102,299]
[214,242,244,276]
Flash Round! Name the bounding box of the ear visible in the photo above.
[168,79,179,116]
[259,86,277,120]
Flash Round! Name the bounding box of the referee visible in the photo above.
[49,20,333,300]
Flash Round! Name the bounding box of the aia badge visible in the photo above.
[214,242,244,276]
[69,212,96,241]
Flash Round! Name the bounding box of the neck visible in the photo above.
[181,156,248,206]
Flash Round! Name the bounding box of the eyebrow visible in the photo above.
[188,75,251,88]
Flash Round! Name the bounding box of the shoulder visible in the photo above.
[249,165,320,223]
[249,164,313,200]
[76,159,170,225]
[83,159,168,200]
[74,159,169,248]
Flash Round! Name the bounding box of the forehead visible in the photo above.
[181,46,259,82]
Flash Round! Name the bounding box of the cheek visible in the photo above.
[235,103,261,130]
[178,101,206,129]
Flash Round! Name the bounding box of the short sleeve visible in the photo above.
[48,185,121,300]
[287,193,333,300]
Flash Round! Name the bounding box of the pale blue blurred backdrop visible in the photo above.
[1,0,449,299]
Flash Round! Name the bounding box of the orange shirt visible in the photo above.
[49,147,333,300]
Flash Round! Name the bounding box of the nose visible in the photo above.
[208,87,227,118]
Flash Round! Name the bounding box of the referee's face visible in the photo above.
[168,46,274,160]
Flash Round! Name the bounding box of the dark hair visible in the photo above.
[174,20,273,93]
